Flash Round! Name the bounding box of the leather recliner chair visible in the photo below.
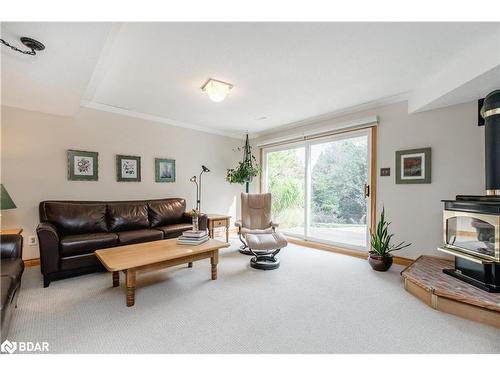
[235,192,279,254]
[234,193,286,270]
[1,234,24,341]
[37,198,207,287]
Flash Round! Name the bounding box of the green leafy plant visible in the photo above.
[226,134,260,192]
[370,207,411,256]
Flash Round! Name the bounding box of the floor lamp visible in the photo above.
[190,165,210,212]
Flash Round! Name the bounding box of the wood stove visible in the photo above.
[438,90,500,292]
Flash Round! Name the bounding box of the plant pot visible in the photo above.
[368,252,393,272]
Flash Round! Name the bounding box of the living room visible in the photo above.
[1,1,499,373]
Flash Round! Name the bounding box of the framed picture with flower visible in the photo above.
[67,150,98,181]
[116,155,141,182]
[155,158,175,182]
[395,147,431,184]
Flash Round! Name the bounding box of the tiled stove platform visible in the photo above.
[401,256,500,328]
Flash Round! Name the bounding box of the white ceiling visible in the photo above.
[1,22,499,138]
[1,22,113,116]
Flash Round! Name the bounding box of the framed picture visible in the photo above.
[155,158,176,182]
[67,150,98,181]
[116,155,141,182]
[395,147,431,184]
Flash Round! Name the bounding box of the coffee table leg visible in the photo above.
[112,271,120,287]
[188,262,193,268]
[126,269,136,307]
[211,250,218,280]
[226,221,229,242]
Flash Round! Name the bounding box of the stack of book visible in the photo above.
[176,230,209,245]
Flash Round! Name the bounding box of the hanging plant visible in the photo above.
[226,134,260,192]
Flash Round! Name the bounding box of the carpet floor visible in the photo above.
[8,238,500,353]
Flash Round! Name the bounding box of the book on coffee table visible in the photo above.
[182,230,208,238]
[176,234,209,245]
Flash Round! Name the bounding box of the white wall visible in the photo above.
[252,101,485,259]
[1,106,244,259]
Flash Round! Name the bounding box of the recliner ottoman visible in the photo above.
[245,232,288,270]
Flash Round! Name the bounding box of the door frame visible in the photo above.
[260,125,377,252]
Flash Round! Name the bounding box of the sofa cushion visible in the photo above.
[60,253,104,272]
[44,202,108,234]
[156,223,193,239]
[60,232,118,257]
[108,202,150,231]
[148,199,187,227]
[116,229,163,245]
[0,258,24,284]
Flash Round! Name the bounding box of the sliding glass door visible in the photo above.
[264,129,371,251]
[265,146,306,235]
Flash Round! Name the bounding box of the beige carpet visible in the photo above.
[7,238,500,353]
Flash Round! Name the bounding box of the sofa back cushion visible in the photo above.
[149,198,186,227]
[42,202,108,235]
[107,202,149,232]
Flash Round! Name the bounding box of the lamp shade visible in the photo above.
[0,184,17,210]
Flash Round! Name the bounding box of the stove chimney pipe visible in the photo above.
[481,90,500,196]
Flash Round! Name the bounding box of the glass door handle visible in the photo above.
[364,184,370,198]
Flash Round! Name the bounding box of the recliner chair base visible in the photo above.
[250,255,280,270]
[239,247,272,256]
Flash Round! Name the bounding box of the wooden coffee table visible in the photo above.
[95,238,230,307]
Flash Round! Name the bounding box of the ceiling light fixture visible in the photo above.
[0,36,45,56]
[201,78,233,102]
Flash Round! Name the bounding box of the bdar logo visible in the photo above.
[1,339,17,354]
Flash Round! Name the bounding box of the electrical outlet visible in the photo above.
[28,236,37,246]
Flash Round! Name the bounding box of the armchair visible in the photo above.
[236,193,287,270]
[235,192,278,255]
[1,234,24,340]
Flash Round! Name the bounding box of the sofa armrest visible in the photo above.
[0,234,23,259]
[36,222,60,276]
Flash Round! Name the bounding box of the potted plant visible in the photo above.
[369,207,411,271]
[226,134,260,193]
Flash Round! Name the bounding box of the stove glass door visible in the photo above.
[446,215,496,258]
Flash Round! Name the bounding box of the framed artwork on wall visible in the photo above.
[395,147,431,184]
[155,158,176,182]
[116,155,141,182]
[67,150,98,181]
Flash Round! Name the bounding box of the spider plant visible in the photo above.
[226,134,260,193]
[370,207,411,257]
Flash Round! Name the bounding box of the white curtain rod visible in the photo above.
[256,116,378,148]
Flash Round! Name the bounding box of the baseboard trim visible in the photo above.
[286,237,415,266]
[24,258,40,267]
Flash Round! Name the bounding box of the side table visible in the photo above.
[0,228,23,235]
[206,214,231,242]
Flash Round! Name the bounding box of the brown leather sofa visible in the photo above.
[37,198,207,287]
[1,234,24,341]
